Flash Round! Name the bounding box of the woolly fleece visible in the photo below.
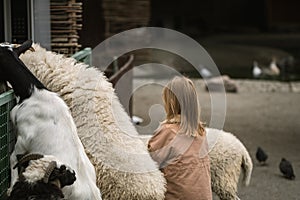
[20,44,166,200]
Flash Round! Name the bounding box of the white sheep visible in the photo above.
[20,44,252,200]
[201,128,252,200]
[20,44,166,200]
[0,41,101,200]
[9,153,76,200]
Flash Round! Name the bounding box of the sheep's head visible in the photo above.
[14,154,76,188]
[9,154,76,200]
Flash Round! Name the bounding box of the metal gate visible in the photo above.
[0,90,16,199]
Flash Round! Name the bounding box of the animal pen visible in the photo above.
[0,90,16,199]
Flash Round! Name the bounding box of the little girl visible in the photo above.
[148,76,212,200]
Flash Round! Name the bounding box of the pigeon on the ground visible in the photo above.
[200,67,213,78]
[253,58,280,77]
[256,147,268,165]
[279,158,295,180]
[253,61,262,78]
[269,57,280,76]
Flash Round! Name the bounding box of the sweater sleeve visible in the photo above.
[148,125,177,168]
[148,125,175,152]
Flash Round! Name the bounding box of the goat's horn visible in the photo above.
[13,40,34,56]
[43,161,57,183]
[13,153,44,169]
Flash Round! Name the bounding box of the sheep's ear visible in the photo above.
[13,40,34,56]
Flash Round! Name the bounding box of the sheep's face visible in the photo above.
[48,164,76,188]
[9,154,77,200]
[15,154,76,188]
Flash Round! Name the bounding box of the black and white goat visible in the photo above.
[9,153,76,200]
[0,40,102,199]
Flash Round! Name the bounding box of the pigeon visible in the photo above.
[269,57,280,76]
[253,59,280,77]
[199,66,213,78]
[279,158,295,180]
[132,115,144,125]
[252,61,262,78]
[256,147,268,165]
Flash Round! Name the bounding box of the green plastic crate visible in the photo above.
[0,90,16,199]
[72,47,92,66]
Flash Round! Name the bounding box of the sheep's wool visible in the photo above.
[20,44,166,200]
[23,156,57,184]
[206,128,253,200]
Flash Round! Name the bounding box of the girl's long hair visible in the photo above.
[162,76,205,137]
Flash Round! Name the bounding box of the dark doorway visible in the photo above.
[0,0,4,41]
[150,0,267,37]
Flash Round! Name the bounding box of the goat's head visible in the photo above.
[0,40,34,81]
[0,40,46,101]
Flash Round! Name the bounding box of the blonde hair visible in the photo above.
[162,76,205,137]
